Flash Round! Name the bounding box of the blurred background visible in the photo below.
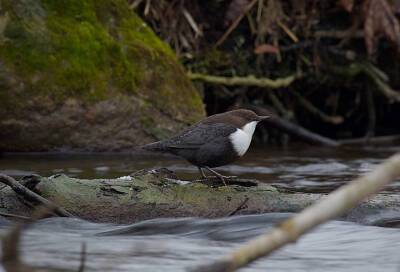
[131,0,400,144]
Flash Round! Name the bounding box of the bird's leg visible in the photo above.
[204,167,229,186]
[198,167,207,179]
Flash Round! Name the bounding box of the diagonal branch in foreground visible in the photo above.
[188,73,299,89]
[0,174,73,217]
[192,153,400,272]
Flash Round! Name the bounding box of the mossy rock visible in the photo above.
[1,170,399,224]
[0,0,205,151]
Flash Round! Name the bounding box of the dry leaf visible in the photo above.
[254,44,279,54]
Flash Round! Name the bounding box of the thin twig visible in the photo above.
[2,206,56,272]
[228,197,249,216]
[277,20,298,42]
[267,92,291,119]
[188,73,299,89]
[2,220,30,272]
[129,0,144,9]
[0,211,30,220]
[182,8,202,37]
[78,242,87,272]
[0,174,73,217]
[314,30,364,39]
[365,86,376,138]
[192,153,400,272]
[362,64,400,103]
[292,91,344,124]
[215,0,258,47]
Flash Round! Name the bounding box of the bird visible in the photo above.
[142,109,269,184]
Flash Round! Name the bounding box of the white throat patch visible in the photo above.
[229,121,258,156]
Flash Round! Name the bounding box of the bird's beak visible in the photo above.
[257,115,270,121]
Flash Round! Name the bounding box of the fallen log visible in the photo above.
[0,169,398,224]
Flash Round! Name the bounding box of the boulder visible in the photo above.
[0,0,204,151]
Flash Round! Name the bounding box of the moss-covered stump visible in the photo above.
[0,0,204,151]
[1,169,399,225]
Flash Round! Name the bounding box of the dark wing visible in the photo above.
[163,123,237,151]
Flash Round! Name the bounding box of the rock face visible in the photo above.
[0,0,205,151]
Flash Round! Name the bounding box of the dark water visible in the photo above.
[1,145,400,271]
[1,144,400,191]
[0,214,399,272]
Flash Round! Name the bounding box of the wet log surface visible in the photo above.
[0,168,399,225]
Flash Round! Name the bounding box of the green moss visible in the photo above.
[0,0,204,141]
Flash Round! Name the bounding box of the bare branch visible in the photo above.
[188,73,299,89]
[215,0,258,47]
[0,174,73,217]
[291,91,344,125]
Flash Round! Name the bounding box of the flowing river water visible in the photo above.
[0,144,400,271]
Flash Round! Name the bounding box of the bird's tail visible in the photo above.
[141,141,168,153]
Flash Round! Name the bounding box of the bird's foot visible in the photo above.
[205,175,237,180]
[200,174,237,179]
[202,167,237,186]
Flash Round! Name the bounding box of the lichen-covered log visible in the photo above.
[0,0,205,151]
[0,169,399,225]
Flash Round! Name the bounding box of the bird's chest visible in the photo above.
[229,128,252,156]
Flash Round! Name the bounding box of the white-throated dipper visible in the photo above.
[142,109,268,184]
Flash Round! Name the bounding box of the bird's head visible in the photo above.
[202,109,269,130]
[231,109,269,124]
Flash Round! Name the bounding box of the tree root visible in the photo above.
[249,105,341,147]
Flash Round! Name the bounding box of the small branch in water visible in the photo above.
[188,73,299,89]
[192,153,400,272]
[2,206,56,272]
[228,197,249,216]
[2,219,32,272]
[0,174,73,217]
[78,242,87,272]
[0,211,30,220]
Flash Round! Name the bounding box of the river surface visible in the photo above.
[0,145,400,271]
